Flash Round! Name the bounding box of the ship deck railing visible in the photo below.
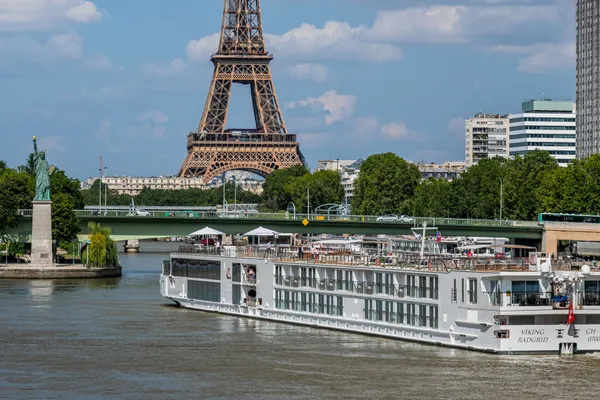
[176,245,535,272]
[173,245,599,273]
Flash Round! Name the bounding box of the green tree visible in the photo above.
[17,153,35,176]
[52,193,80,247]
[502,151,558,220]
[451,158,508,219]
[0,160,6,176]
[412,178,454,217]
[51,170,84,209]
[286,170,344,212]
[352,153,421,215]
[0,169,34,234]
[83,222,118,267]
[262,165,309,211]
[538,155,600,214]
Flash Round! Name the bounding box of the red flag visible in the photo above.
[567,301,575,325]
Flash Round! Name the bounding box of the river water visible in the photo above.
[1,245,600,399]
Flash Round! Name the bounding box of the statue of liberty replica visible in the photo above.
[31,136,55,266]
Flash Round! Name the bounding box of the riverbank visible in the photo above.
[0,264,122,279]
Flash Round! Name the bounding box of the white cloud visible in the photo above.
[142,58,188,77]
[185,22,401,65]
[491,41,575,73]
[381,122,411,140]
[287,90,358,125]
[519,43,575,74]
[0,0,102,31]
[186,33,219,63]
[266,22,402,63]
[288,63,328,82]
[138,110,168,124]
[83,54,117,71]
[46,32,83,59]
[0,32,83,62]
[367,4,566,44]
[163,1,572,77]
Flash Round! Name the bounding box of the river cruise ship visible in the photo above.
[160,245,600,355]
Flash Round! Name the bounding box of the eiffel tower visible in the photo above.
[178,0,305,181]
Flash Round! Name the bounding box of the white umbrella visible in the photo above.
[243,226,279,236]
[188,227,225,237]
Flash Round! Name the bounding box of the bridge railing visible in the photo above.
[15,209,541,228]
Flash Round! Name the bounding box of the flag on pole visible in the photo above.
[567,300,575,326]
[436,231,442,243]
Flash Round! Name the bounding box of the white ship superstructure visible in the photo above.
[161,246,600,354]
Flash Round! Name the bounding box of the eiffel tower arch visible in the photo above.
[178,0,305,182]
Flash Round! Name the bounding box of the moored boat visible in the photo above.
[160,244,600,354]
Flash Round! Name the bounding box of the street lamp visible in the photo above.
[233,176,237,210]
[499,178,503,222]
[222,173,226,214]
[104,166,108,215]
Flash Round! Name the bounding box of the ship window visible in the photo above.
[452,279,457,303]
[461,279,465,302]
[187,281,220,302]
[419,305,427,327]
[468,279,478,304]
[494,329,510,339]
[232,263,242,282]
[429,276,439,299]
[429,306,438,329]
[396,302,405,324]
[232,285,241,305]
[337,296,343,316]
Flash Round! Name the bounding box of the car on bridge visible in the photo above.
[376,214,414,223]
[135,209,150,217]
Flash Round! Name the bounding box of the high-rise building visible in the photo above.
[509,100,576,167]
[464,114,509,166]
[576,0,600,158]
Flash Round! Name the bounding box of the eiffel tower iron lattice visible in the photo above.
[178,0,305,182]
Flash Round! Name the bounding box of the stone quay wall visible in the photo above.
[0,265,122,279]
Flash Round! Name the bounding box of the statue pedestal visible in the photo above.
[31,201,53,266]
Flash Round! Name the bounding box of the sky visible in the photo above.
[0,0,575,180]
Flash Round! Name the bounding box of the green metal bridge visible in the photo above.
[8,209,544,243]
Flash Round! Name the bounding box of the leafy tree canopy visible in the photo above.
[353,153,421,215]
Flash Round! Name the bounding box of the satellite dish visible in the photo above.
[582,265,591,275]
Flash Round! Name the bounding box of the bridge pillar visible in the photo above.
[124,239,140,253]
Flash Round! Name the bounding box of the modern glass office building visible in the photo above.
[576,0,600,158]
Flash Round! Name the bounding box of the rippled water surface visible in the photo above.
[1,249,600,399]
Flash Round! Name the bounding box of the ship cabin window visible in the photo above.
[173,258,221,280]
[188,280,220,302]
[461,279,465,303]
[232,263,242,282]
[584,281,600,306]
[418,305,427,327]
[468,279,478,304]
[419,276,427,298]
[494,329,510,339]
[452,279,457,303]
[429,276,439,299]
[511,281,541,306]
[245,265,257,284]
